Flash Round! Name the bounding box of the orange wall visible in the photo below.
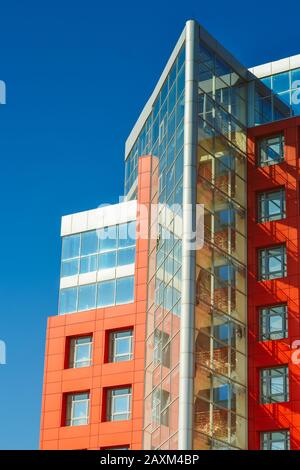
[248,118,300,450]
[40,156,153,450]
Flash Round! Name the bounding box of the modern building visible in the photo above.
[40,19,300,450]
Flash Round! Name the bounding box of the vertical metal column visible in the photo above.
[178,19,198,450]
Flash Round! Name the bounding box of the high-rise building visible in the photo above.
[40,19,300,450]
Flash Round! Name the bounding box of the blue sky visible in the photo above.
[0,0,300,449]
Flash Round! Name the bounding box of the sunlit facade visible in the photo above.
[41,19,300,450]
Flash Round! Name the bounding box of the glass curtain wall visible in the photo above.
[194,39,247,450]
[124,46,185,450]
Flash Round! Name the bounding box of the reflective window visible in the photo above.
[78,284,96,311]
[259,245,287,280]
[69,336,92,368]
[62,234,80,260]
[260,304,288,341]
[260,366,289,404]
[61,222,136,278]
[97,280,115,307]
[258,188,286,222]
[107,387,132,421]
[59,287,77,314]
[81,231,98,255]
[109,330,133,363]
[116,277,134,304]
[258,134,284,166]
[65,392,90,426]
[261,431,290,450]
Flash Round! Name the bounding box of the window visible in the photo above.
[109,330,133,363]
[78,284,96,311]
[69,336,92,368]
[152,389,170,426]
[65,392,90,426]
[258,134,284,166]
[116,277,134,304]
[260,304,288,341]
[258,188,286,222]
[61,222,136,278]
[59,287,78,314]
[259,245,286,280]
[261,431,290,450]
[97,279,115,307]
[153,330,170,368]
[260,366,289,404]
[107,387,132,421]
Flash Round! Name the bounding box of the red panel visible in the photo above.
[40,156,154,450]
[248,118,300,450]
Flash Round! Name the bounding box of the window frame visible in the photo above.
[261,430,290,450]
[106,387,132,422]
[69,335,93,369]
[258,244,287,280]
[109,329,134,363]
[257,133,285,167]
[65,392,90,427]
[257,187,286,223]
[260,366,289,404]
[259,304,288,341]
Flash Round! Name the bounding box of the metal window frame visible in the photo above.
[109,330,133,363]
[66,392,90,426]
[257,188,286,223]
[259,304,288,341]
[70,336,93,368]
[258,134,285,167]
[261,430,290,450]
[107,387,132,422]
[259,244,287,280]
[260,366,289,404]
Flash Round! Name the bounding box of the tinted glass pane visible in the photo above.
[61,259,79,277]
[116,277,134,304]
[81,231,98,255]
[99,226,117,252]
[118,247,135,266]
[59,287,77,314]
[98,280,115,307]
[118,221,136,248]
[272,72,290,94]
[78,284,96,311]
[80,254,98,273]
[98,251,117,270]
[62,235,80,260]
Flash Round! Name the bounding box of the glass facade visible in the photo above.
[254,68,300,125]
[128,46,185,450]
[59,275,134,314]
[61,222,136,278]
[194,38,247,449]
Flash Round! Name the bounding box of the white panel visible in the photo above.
[271,58,290,75]
[78,271,97,286]
[251,63,272,78]
[71,211,88,233]
[116,264,135,278]
[61,215,72,236]
[60,275,79,289]
[97,268,116,282]
[87,208,104,230]
[290,55,300,71]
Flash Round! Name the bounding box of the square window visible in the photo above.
[116,276,134,305]
[106,387,132,421]
[117,247,136,266]
[69,336,92,368]
[61,258,79,277]
[65,392,90,426]
[258,134,284,166]
[109,330,133,363]
[258,245,286,280]
[260,366,289,404]
[80,254,98,274]
[261,430,290,450]
[99,226,118,252]
[258,188,286,222]
[260,304,288,341]
[98,251,117,270]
